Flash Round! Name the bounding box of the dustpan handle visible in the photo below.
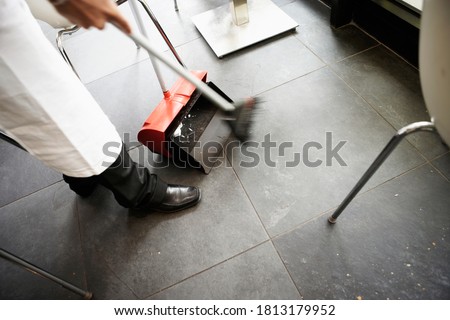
[128,0,168,93]
[115,24,236,112]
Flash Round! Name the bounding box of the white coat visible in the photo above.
[0,0,122,177]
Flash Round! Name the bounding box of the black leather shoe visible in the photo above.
[154,185,201,213]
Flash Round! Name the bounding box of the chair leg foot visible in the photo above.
[328,216,337,224]
[84,292,93,300]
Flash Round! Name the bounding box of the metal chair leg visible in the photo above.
[56,25,81,79]
[0,248,92,299]
[137,0,185,67]
[174,0,179,12]
[0,135,93,299]
[115,0,185,66]
[0,131,25,151]
[328,121,436,224]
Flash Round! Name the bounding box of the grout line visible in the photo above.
[0,179,63,211]
[93,246,141,299]
[289,17,382,68]
[73,198,91,293]
[333,79,439,162]
[290,31,328,65]
[336,21,420,70]
[71,199,140,299]
[326,51,435,162]
[270,241,305,299]
[270,161,434,242]
[80,31,202,86]
[253,64,328,97]
[74,197,89,291]
[226,156,305,299]
[427,151,450,182]
[426,150,450,162]
[271,209,333,243]
[429,163,450,183]
[375,42,419,70]
[229,162,304,299]
[143,240,273,300]
[226,148,313,245]
[230,161,271,241]
[333,43,381,64]
[250,24,434,170]
[82,52,159,87]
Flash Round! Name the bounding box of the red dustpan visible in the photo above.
[137,70,207,158]
[127,0,231,173]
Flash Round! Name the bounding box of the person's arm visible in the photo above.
[49,0,131,33]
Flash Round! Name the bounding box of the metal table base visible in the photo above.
[192,0,298,58]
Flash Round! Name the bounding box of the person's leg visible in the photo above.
[63,174,99,198]
[0,1,200,212]
[64,145,201,212]
[97,146,200,212]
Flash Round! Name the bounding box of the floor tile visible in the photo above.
[174,34,325,98]
[282,1,378,64]
[0,182,86,299]
[0,139,61,208]
[229,67,424,237]
[150,241,301,300]
[330,45,449,159]
[76,147,268,298]
[81,245,138,300]
[273,164,450,299]
[274,0,298,7]
[296,24,378,64]
[279,0,331,28]
[432,152,450,180]
[61,24,150,84]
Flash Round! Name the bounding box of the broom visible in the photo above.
[112,24,258,142]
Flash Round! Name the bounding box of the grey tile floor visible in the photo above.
[0,0,449,299]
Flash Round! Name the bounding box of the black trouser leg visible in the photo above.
[97,146,167,209]
[63,174,99,198]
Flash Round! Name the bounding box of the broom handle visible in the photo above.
[113,25,236,112]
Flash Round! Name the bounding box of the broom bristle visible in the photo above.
[228,97,259,141]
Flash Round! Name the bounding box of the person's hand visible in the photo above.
[49,0,132,34]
